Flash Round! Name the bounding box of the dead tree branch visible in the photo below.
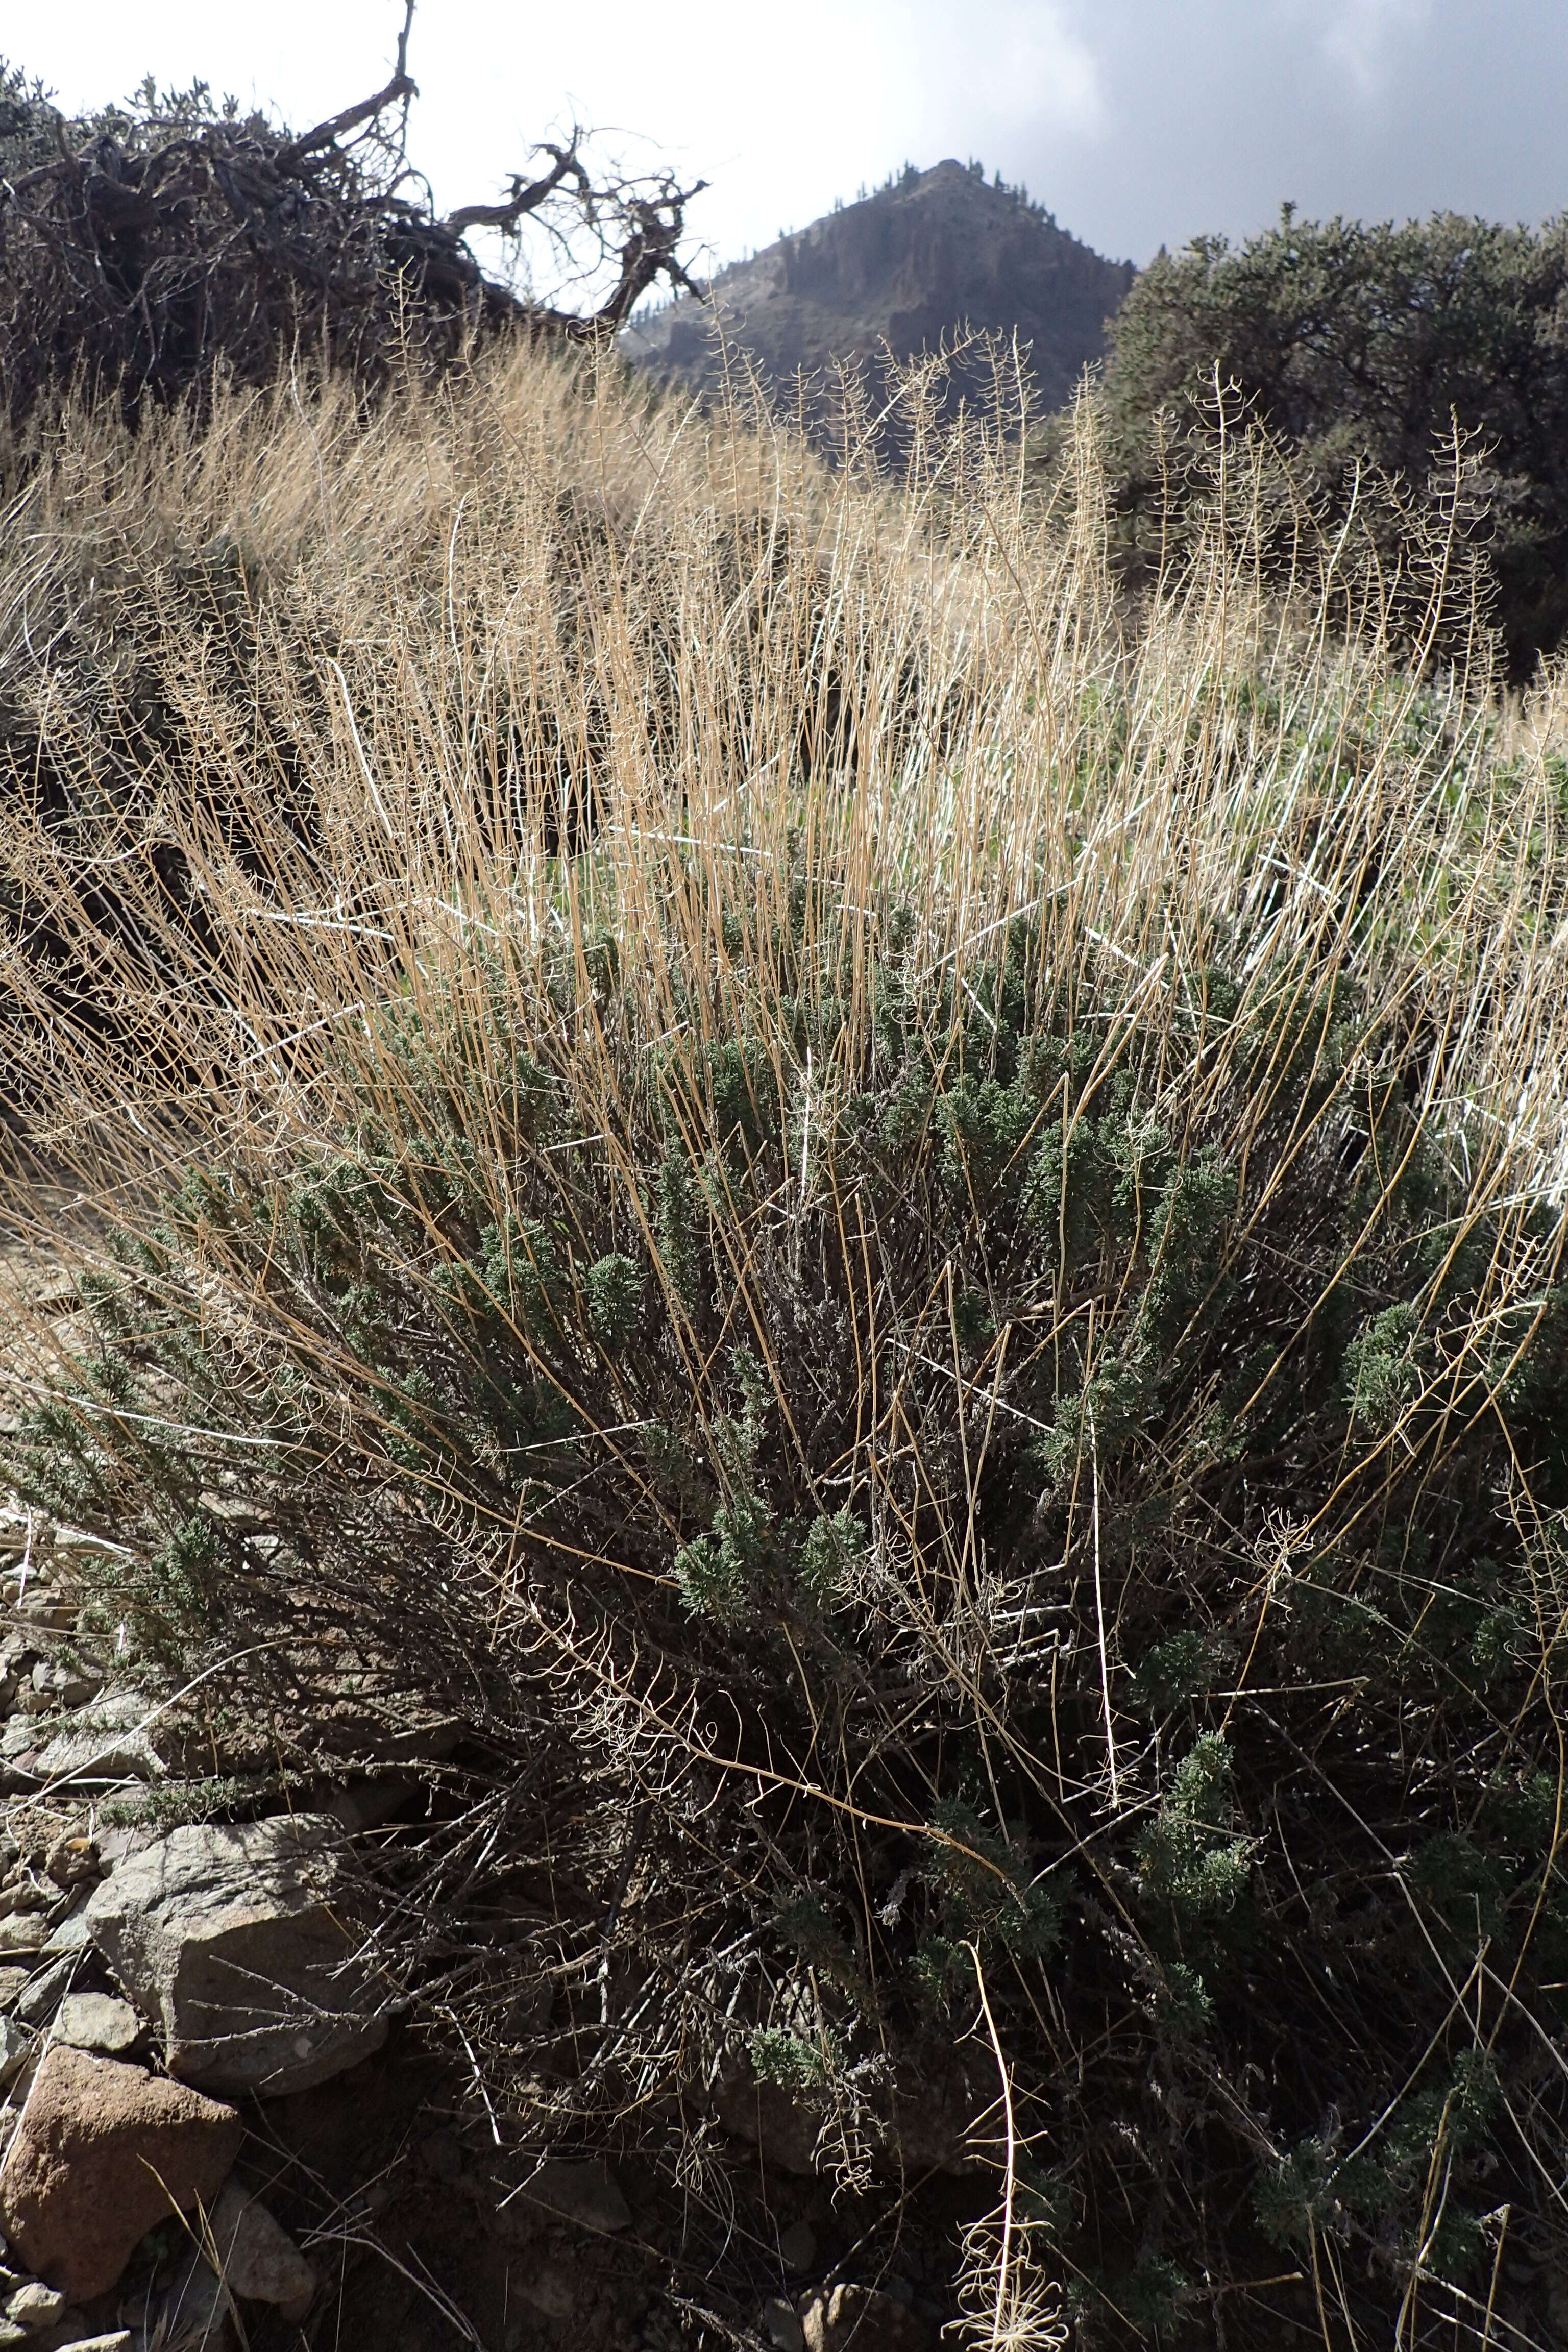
[0,6,703,429]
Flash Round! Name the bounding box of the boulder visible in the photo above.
[0,2046,242,2302]
[207,2179,317,2315]
[84,1815,387,2096]
[44,1834,101,1889]
[512,2262,578,2321]
[715,2054,982,2180]
[39,1899,94,1958]
[713,2062,822,2175]
[10,1590,75,1633]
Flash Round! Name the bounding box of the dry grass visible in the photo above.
[2,339,1567,2347]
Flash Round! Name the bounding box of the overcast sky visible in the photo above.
[6,1,1567,277]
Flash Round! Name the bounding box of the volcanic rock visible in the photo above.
[207,2179,317,2314]
[0,2046,241,2301]
[83,1814,386,2095]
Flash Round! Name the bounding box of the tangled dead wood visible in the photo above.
[0,3,704,431]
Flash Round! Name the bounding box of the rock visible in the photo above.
[151,2251,234,2351]
[1,1722,36,1764]
[33,2333,133,2352]
[31,1693,163,1787]
[39,1900,93,1959]
[31,1665,99,1710]
[0,1917,45,1958]
[2,2280,65,2335]
[0,1966,28,2011]
[778,2221,817,2274]
[14,1956,72,2027]
[0,2046,242,2301]
[55,1994,142,2057]
[763,2298,805,2352]
[523,2161,632,2234]
[44,1836,100,1890]
[84,1816,387,2096]
[719,2053,982,2181]
[800,2287,937,2352]
[514,2263,578,2321]
[0,2014,33,2088]
[0,1880,51,1917]
[207,2180,316,2314]
[11,1594,74,1633]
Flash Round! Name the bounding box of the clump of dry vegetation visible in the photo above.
[2,338,1567,2349]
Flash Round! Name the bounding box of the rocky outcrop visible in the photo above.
[0,2047,242,2301]
[84,1816,388,2096]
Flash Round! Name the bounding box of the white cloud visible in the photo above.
[1317,0,1432,100]
[960,3,1106,136]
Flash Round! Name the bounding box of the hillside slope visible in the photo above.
[621,158,1135,409]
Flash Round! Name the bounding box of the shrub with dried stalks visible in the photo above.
[1,338,1566,2349]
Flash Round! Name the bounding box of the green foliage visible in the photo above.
[102,1774,280,1831]
[798,1506,867,1606]
[774,1894,861,1995]
[1136,1735,1253,1956]
[1131,1630,1218,1714]
[8,801,1566,2349]
[1094,205,1568,672]
[1343,1301,1426,1433]
[674,1487,779,1622]
[918,1793,1059,1999]
[583,1252,641,1351]
[749,2026,836,2092]
[1257,2054,1501,2278]
[1115,2255,1192,2335]
[654,1148,702,1308]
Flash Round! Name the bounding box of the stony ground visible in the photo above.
[0,1498,970,2352]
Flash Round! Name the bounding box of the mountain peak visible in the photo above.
[622,162,1135,412]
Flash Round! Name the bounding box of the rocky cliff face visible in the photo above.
[621,159,1135,414]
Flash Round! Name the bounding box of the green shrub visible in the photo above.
[4,350,1567,2345]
